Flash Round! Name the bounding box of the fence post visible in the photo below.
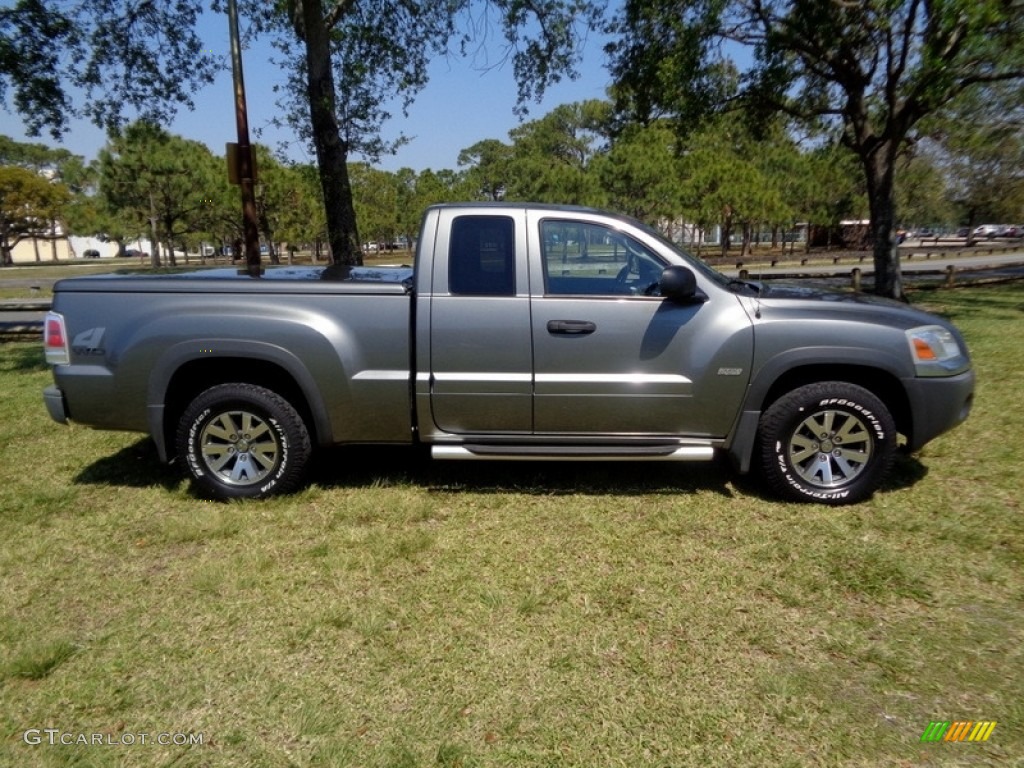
[945,265,956,288]
[851,268,861,291]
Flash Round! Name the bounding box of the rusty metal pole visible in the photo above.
[227,0,261,277]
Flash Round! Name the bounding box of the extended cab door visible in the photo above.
[426,209,533,434]
[527,212,753,437]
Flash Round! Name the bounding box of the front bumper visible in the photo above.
[43,385,69,424]
[904,369,975,451]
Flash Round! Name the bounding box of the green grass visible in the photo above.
[1,285,1021,767]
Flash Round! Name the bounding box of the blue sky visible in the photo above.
[0,9,614,173]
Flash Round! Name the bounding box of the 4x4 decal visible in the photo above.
[71,327,105,355]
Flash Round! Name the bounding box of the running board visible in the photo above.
[432,444,715,462]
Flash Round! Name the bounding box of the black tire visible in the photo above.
[176,383,312,500]
[758,382,896,505]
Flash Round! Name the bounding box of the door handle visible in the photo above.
[547,320,596,335]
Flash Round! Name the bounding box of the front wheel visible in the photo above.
[176,383,312,500]
[758,382,896,505]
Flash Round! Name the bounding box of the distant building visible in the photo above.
[8,232,154,264]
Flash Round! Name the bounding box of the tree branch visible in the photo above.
[323,0,357,31]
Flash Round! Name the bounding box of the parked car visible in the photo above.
[973,225,999,238]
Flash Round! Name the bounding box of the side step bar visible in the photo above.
[432,444,715,462]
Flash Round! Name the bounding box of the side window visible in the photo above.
[449,216,516,296]
[541,220,665,296]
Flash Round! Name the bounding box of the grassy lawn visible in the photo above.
[1,285,1020,767]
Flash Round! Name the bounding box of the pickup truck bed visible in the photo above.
[46,266,414,451]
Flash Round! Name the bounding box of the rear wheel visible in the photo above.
[759,382,896,505]
[176,383,311,500]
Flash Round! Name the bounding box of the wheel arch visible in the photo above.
[150,347,330,462]
[728,359,912,474]
[758,364,911,440]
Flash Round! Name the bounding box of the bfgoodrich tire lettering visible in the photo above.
[759,382,896,505]
[176,383,312,500]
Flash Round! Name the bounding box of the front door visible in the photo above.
[528,213,752,438]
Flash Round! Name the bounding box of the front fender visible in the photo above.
[743,344,911,412]
[726,344,912,474]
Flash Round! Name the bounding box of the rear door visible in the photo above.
[427,209,533,434]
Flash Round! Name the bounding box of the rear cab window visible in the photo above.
[449,216,516,296]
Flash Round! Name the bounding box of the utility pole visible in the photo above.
[227,0,261,277]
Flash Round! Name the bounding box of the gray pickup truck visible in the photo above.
[43,203,974,504]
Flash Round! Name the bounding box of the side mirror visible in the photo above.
[658,265,704,303]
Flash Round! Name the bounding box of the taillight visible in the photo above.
[44,312,70,365]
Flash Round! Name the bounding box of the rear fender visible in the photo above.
[147,339,332,462]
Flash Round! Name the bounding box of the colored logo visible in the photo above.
[920,721,996,742]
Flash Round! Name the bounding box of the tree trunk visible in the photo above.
[162,222,177,267]
[258,207,280,265]
[0,222,11,265]
[296,0,362,266]
[863,148,903,299]
[148,191,161,268]
[965,209,978,246]
[720,215,732,259]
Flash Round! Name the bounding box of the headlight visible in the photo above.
[906,325,967,376]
